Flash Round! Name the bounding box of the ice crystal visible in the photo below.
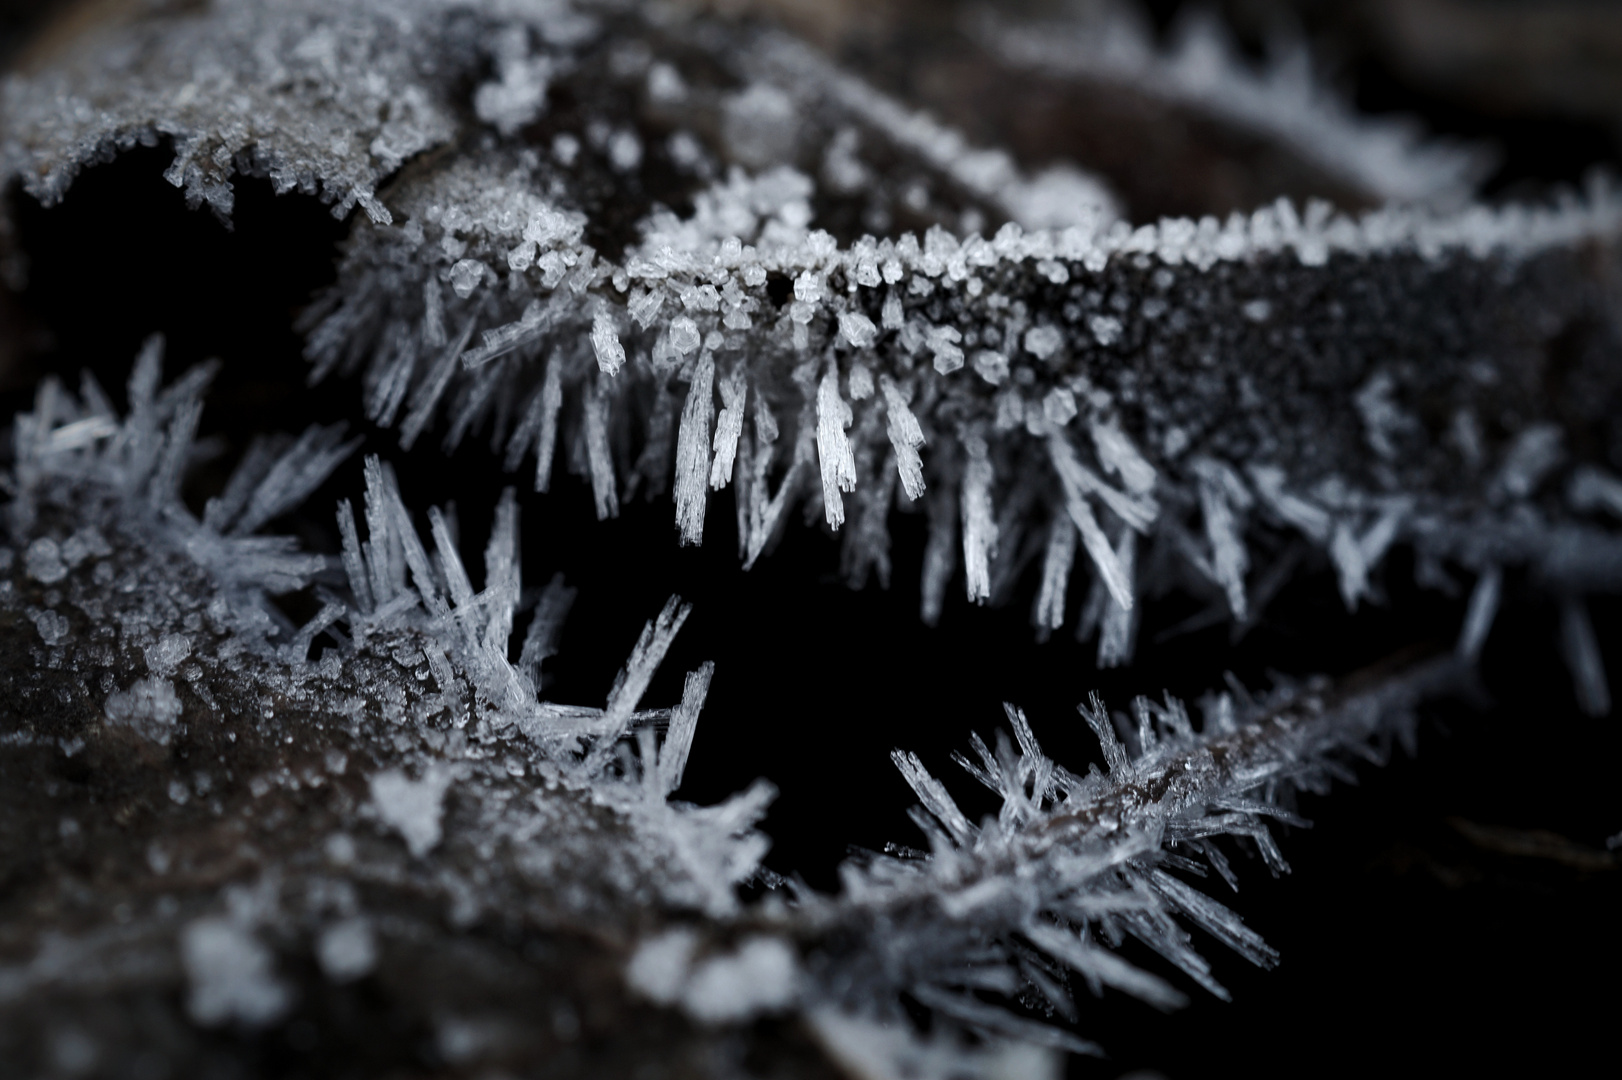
[0,338,1488,1074]
[0,350,800,1064]
[1,0,1620,1074]
[314,916,378,984]
[9,0,1593,681]
[102,676,182,744]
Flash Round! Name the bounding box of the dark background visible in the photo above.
[3,2,1621,1077]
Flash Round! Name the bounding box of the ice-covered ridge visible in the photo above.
[8,0,1622,684]
[623,165,1622,281]
[780,653,1469,1053]
[306,146,1622,692]
[980,5,1490,208]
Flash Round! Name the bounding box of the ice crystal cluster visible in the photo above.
[0,352,1474,1074]
[2,347,789,1067]
[6,1,1621,665]
[0,0,1620,1075]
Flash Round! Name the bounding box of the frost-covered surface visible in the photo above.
[0,347,1485,1077]
[2,0,1621,1073]
[0,354,811,1074]
[5,2,1621,697]
[774,650,1467,1065]
[0,0,460,219]
[294,2,1622,695]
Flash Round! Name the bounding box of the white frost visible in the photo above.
[24,537,67,584]
[1023,325,1062,360]
[626,927,699,1006]
[838,311,878,349]
[960,433,998,604]
[816,365,857,528]
[1195,459,1251,620]
[1561,597,1611,717]
[681,937,800,1024]
[590,309,626,376]
[181,917,291,1028]
[628,930,799,1024]
[143,633,193,677]
[1453,564,1501,664]
[880,376,926,501]
[104,678,182,744]
[674,353,714,544]
[369,765,454,858]
[317,917,378,983]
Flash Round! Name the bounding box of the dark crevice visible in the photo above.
[4,142,352,435]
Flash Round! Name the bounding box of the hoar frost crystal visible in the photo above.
[0,0,1618,1075]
